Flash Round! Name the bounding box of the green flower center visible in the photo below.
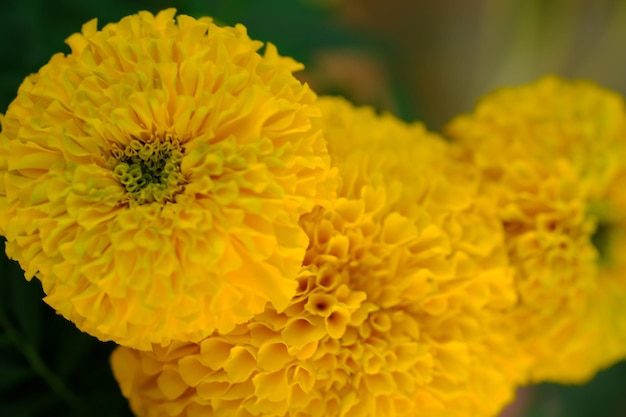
[591,221,612,265]
[110,135,185,205]
[587,200,614,266]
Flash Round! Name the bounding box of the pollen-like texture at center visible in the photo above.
[110,134,185,205]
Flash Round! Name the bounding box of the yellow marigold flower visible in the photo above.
[0,9,336,350]
[446,76,626,383]
[111,97,525,417]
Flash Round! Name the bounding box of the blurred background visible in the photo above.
[1,0,626,416]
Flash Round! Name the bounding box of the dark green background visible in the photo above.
[0,1,625,416]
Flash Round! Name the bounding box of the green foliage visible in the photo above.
[524,362,626,417]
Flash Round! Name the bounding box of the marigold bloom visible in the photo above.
[446,76,626,382]
[111,97,524,417]
[0,9,336,349]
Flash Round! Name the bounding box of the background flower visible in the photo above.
[446,76,626,383]
[110,97,525,417]
[0,9,336,350]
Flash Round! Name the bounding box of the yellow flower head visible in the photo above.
[446,76,626,382]
[111,97,524,417]
[0,9,336,349]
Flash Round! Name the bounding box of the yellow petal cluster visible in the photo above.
[0,9,336,349]
[446,76,626,382]
[111,97,525,417]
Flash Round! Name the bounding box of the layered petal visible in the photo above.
[0,9,336,349]
[446,76,626,382]
[111,97,525,417]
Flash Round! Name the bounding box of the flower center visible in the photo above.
[110,134,185,205]
[591,221,612,265]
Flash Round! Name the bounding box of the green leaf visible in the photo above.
[0,392,60,417]
[0,335,12,348]
[525,360,626,417]
[7,273,44,350]
[0,357,33,391]
[53,329,97,378]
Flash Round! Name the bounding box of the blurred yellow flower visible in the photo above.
[111,97,524,417]
[0,9,336,350]
[446,76,626,382]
